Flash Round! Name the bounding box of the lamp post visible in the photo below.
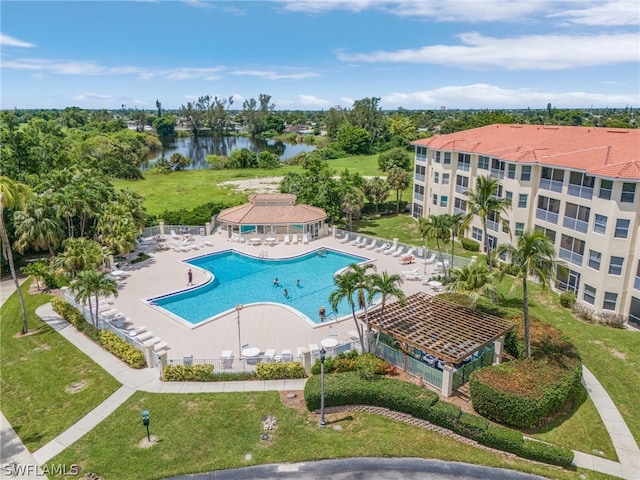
[423,244,428,275]
[141,409,150,442]
[236,304,243,357]
[319,348,327,428]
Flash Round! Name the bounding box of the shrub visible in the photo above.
[164,364,214,381]
[453,411,489,440]
[480,424,524,452]
[99,331,146,368]
[304,372,438,415]
[517,439,574,468]
[310,350,386,375]
[424,400,461,430]
[256,362,306,380]
[559,291,575,308]
[460,237,480,252]
[598,312,627,329]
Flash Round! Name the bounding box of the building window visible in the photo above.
[535,225,557,243]
[487,234,498,250]
[434,172,439,183]
[599,179,613,200]
[505,191,513,202]
[515,222,524,236]
[454,197,467,215]
[608,256,624,276]
[593,214,607,234]
[588,250,601,270]
[540,167,565,192]
[442,173,450,185]
[560,234,585,266]
[440,195,448,207]
[507,164,516,179]
[472,227,482,242]
[412,203,423,219]
[490,158,505,179]
[521,165,532,181]
[568,171,595,199]
[443,152,451,164]
[603,292,617,311]
[458,153,471,171]
[614,219,630,238]
[556,268,580,294]
[414,184,425,198]
[563,202,590,234]
[455,175,469,194]
[621,183,636,203]
[583,285,596,305]
[435,151,441,163]
[432,194,438,206]
[518,194,528,208]
[478,155,489,170]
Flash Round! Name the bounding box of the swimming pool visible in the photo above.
[150,248,372,326]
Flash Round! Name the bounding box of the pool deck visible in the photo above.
[104,233,440,361]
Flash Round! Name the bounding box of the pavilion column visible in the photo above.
[441,363,454,398]
[493,336,505,364]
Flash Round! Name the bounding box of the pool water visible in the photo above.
[152,249,371,325]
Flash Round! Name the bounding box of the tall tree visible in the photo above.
[13,196,64,257]
[55,237,104,280]
[446,262,497,310]
[496,230,558,359]
[329,270,366,352]
[445,213,471,275]
[371,270,406,351]
[0,176,33,334]
[347,97,387,148]
[71,270,118,329]
[419,215,450,277]
[340,186,365,230]
[387,167,411,213]
[464,175,511,271]
[364,176,390,213]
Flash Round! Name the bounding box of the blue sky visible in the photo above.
[1,0,639,111]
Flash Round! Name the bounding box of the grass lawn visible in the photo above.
[49,391,610,480]
[491,280,640,449]
[0,280,121,451]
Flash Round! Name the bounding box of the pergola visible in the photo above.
[359,292,516,396]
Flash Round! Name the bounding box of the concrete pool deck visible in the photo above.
[102,234,440,361]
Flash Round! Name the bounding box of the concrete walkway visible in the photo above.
[2,277,640,479]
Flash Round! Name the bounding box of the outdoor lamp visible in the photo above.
[319,348,327,428]
[141,409,150,441]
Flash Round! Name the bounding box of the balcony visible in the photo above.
[458,162,470,172]
[490,168,504,179]
[567,184,593,200]
[487,220,500,232]
[536,208,559,224]
[539,178,563,193]
[453,206,466,216]
[563,217,589,234]
[455,184,467,194]
[416,153,426,163]
[635,275,640,290]
[414,193,424,202]
[559,247,583,266]
[415,173,425,183]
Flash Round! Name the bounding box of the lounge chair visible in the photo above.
[309,343,319,353]
[125,325,146,336]
[349,235,362,246]
[292,234,298,245]
[347,330,360,341]
[375,242,390,253]
[134,331,154,342]
[365,239,377,250]
[263,349,276,362]
[220,350,234,369]
[202,239,214,247]
[284,234,290,245]
[169,229,181,240]
[392,247,406,257]
[385,245,399,255]
[401,267,420,275]
[424,253,437,264]
[302,233,309,244]
[357,237,368,248]
[400,247,416,259]
[338,232,350,244]
[280,349,293,362]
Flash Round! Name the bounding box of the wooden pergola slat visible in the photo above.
[359,292,516,364]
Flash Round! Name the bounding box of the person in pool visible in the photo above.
[319,306,327,322]
[273,277,279,286]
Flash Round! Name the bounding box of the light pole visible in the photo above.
[236,304,243,357]
[319,348,327,428]
[423,244,428,275]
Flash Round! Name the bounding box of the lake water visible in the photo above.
[143,136,316,170]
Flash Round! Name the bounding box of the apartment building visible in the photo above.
[411,124,640,324]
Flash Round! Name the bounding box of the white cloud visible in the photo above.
[231,69,319,80]
[71,92,114,102]
[380,83,638,109]
[337,32,639,70]
[549,0,639,26]
[339,96,355,107]
[0,34,35,48]
[298,94,331,106]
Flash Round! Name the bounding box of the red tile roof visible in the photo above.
[412,124,640,180]
[218,194,327,225]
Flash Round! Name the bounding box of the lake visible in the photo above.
[143,136,316,170]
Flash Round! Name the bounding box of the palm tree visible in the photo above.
[13,196,64,257]
[329,272,365,351]
[464,175,511,271]
[56,237,104,280]
[447,262,498,310]
[386,167,411,213]
[340,187,365,231]
[419,215,450,278]
[71,270,118,329]
[445,212,471,274]
[371,271,406,351]
[0,176,33,334]
[348,263,377,352]
[496,230,557,359]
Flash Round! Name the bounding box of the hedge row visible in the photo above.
[310,351,388,375]
[51,297,101,341]
[256,362,306,380]
[163,365,259,382]
[99,331,146,369]
[304,372,573,468]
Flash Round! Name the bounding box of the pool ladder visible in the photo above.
[259,250,268,259]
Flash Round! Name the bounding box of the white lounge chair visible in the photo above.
[220,350,234,368]
[292,234,298,245]
[357,237,368,248]
[169,229,181,240]
[263,349,276,362]
[134,331,154,342]
[281,349,293,362]
[302,233,309,244]
[338,232,350,244]
[385,245,399,255]
[392,247,406,257]
[375,242,391,253]
[284,234,290,245]
[309,343,319,353]
[401,247,416,259]
[347,330,360,341]
[424,253,437,264]
[154,341,169,352]
[349,235,362,246]
[125,325,146,336]
[402,267,420,275]
[365,239,377,250]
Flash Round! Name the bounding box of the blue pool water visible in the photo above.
[152,249,371,325]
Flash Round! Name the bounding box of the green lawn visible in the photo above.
[49,391,610,480]
[0,281,121,450]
